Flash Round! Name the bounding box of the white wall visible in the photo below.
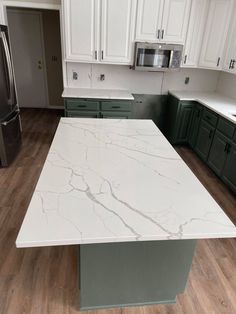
[216,71,236,101]
[66,63,220,95]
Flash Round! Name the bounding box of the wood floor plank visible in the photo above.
[0,109,235,314]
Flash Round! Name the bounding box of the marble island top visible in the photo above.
[169,91,236,124]
[62,87,134,100]
[16,119,236,248]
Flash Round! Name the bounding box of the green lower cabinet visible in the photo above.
[221,142,236,193]
[195,120,215,161]
[176,104,193,143]
[207,131,229,176]
[64,98,132,119]
[188,105,202,149]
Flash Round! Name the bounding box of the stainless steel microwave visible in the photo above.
[134,42,183,71]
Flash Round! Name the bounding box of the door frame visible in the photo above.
[7,8,50,108]
[1,1,67,93]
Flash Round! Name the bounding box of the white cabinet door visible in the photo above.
[223,5,236,74]
[183,0,208,67]
[199,0,233,70]
[161,0,191,44]
[135,0,164,41]
[64,0,100,62]
[100,0,137,64]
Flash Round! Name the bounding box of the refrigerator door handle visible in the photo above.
[1,110,20,126]
[0,31,15,107]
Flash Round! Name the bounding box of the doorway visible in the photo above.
[6,7,63,108]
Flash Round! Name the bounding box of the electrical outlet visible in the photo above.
[73,71,78,80]
[185,77,190,85]
[100,74,105,81]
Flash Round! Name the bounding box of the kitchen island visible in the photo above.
[16,118,236,310]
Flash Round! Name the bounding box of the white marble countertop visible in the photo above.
[62,87,134,100]
[169,91,236,124]
[16,118,236,248]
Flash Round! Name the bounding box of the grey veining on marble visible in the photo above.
[16,118,236,248]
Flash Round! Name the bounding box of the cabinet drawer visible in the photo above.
[65,110,99,118]
[101,111,131,119]
[101,101,131,112]
[217,118,235,138]
[65,99,100,111]
[202,109,218,126]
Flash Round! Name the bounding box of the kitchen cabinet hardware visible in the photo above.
[231,59,236,69]
[224,142,228,152]
[229,59,233,69]
[157,29,160,39]
[101,50,104,60]
[95,50,97,60]
[184,55,187,64]
[161,29,164,39]
[209,130,213,139]
[217,57,220,67]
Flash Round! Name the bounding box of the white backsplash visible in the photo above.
[216,71,236,101]
[66,63,220,95]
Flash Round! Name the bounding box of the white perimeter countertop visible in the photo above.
[16,118,236,248]
[169,91,236,124]
[62,88,134,100]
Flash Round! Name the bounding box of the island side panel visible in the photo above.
[79,240,197,310]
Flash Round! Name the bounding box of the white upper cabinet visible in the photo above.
[64,0,100,62]
[63,0,136,64]
[135,0,191,44]
[161,0,191,44]
[100,0,136,64]
[223,4,236,74]
[135,0,164,41]
[199,0,233,70]
[183,0,208,67]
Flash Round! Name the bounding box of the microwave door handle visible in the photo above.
[1,31,14,106]
[169,50,174,68]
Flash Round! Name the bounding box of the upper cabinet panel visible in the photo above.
[100,0,137,64]
[135,0,191,44]
[135,0,164,41]
[183,0,208,67]
[199,0,233,70]
[161,0,191,44]
[223,3,236,73]
[64,0,100,62]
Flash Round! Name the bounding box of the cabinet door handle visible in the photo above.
[161,29,164,39]
[157,29,160,39]
[101,50,104,60]
[111,106,121,109]
[184,55,187,64]
[95,50,98,60]
[77,105,87,108]
[217,57,220,67]
[229,59,232,69]
[231,59,235,69]
[209,130,213,139]
[224,143,228,152]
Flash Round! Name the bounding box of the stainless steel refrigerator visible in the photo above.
[0,24,21,167]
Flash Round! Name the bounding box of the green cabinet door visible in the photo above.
[221,142,236,193]
[188,105,202,148]
[207,131,228,176]
[176,104,193,143]
[195,120,215,161]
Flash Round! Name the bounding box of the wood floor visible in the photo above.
[0,109,236,314]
